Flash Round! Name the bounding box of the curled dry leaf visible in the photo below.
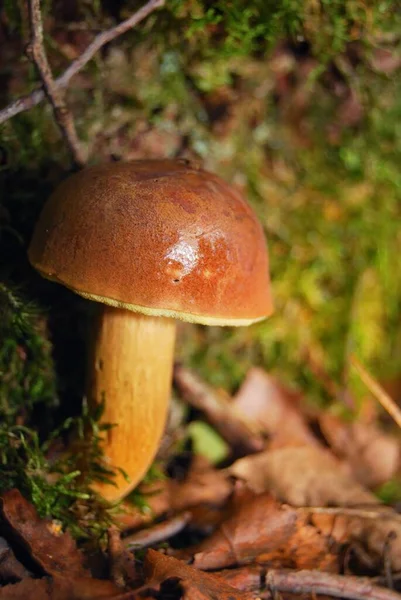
[174,486,341,572]
[229,446,401,572]
[118,456,232,531]
[232,367,316,448]
[0,490,122,599]
[142,548,254,600]
[318,413,400,488]
[0,489,88,578]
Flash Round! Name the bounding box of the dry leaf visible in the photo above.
[0,576,121,600]
[118,456,232,531]
[0,489,89,578]
[214,566,262,593]
[228,446,374,504]
[143,548,253,599]
[0,491,122,599]
[232,368,316,448]
[229,446,401,571]
[175,486,340,572]
[174,365,264,454]
[319,413,399,488]
[0,579,50,600]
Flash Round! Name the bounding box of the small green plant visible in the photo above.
[0,400,119,541]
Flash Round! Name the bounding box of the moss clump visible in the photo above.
[0,399,123,542]
[0,283,57,424]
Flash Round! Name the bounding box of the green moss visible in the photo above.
[0,400,119,541]
[0,283,57,423]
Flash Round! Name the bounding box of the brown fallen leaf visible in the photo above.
[232,367,317,448]
[229,446,401,572]
[0,489,88,578]
[319,413,400,488]
[174,364,264,455]
[143,548,254,599]
[228,446,375,504]
[0,490,122,599]
[215,565,262,594]
[118,456,232,531]
[0,579,50,600]
[174,486,341,572]
[0,576,121,599]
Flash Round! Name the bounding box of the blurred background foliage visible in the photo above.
[1,0,401,437]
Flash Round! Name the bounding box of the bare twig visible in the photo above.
[108,526,137,589]
[264,569,401,600]
[0,0,165,125]
[124,512,191,550]
[26,0,86,167]
[216,566,401,600]
[351,355,401,430]
[299,506,401,524]
[173,364,264,455]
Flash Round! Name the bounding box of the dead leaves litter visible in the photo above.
[2,364,401,599]
[174,485,341,572]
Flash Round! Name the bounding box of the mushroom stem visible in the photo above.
[88,306,176,501]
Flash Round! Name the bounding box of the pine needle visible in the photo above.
[350,355,401,430]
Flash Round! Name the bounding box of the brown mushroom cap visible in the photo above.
[28,160,273,325]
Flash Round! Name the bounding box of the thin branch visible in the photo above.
[299,506,401,524]
[26,0,86,167]
[0,0,165,126]
[107,526,138,589]
[350,355,401,430]
[264,569,401,600]
[124,512,192,550]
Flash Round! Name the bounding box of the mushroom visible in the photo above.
[28,160,273,501]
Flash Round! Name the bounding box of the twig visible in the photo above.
[108,526,137,589]
[264,569,401,600]
[26,0,86,167]
[299,506,401,524]
[0,0,165,125]
[124,512,191,550]
[350,355,401,430]
[173,364,264,455]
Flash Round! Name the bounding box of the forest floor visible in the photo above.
[1,1,401,598]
